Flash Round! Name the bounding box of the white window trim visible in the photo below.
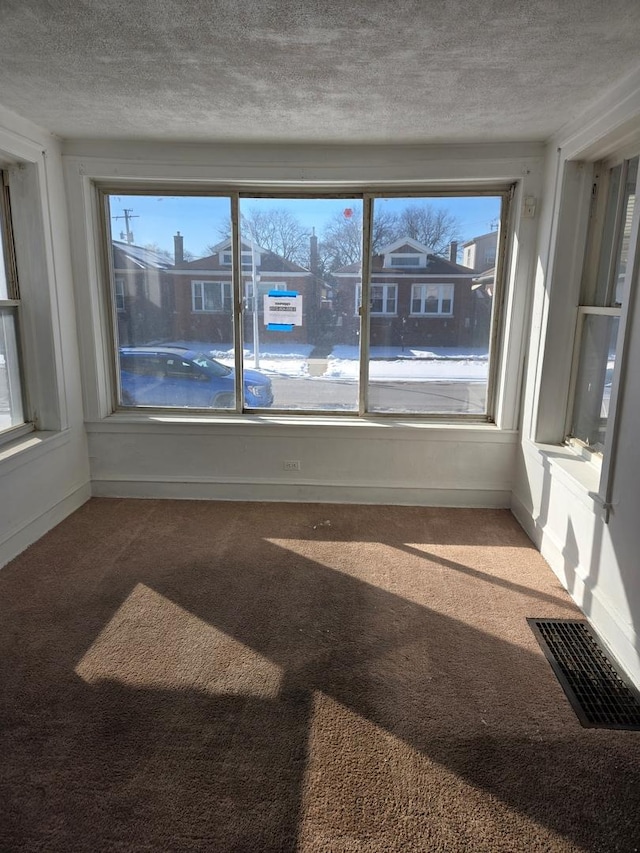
[245,280,286,311]
[355,283,397,316]
[0,170,27,442]
[114,276,125,312]
[410,282,455,316]
[387,253,427,268]
[565,156,638,456]
[83,174,524,425]
[191,280,232,313]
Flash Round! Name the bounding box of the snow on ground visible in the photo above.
[165,340,489,382]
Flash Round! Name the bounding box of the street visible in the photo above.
[267,375,487,414]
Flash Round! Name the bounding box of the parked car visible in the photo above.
[119,346,273,409]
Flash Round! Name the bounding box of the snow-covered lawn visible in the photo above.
[167,340,489,382]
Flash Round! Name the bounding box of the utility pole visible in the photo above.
[113,209,139,244]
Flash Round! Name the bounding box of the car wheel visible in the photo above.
[211,393,234,409]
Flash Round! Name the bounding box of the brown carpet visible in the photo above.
[0,499,639,852]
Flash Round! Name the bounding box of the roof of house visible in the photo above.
[461,231,497,248]
[334,254,474,276]
[178,239,309,274]
[112,241,174,271]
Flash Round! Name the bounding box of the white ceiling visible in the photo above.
[1,0,640,144]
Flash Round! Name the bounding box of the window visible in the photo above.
[568,156,639,453]
[390,255,422,267]
[104,190,506,416]
[245,281,286,312]
[115,277,126,312]
[0,171,26,435]
[223,250,256,268]
[356,284,397,315]
[191,281,232,313]
[411,283,454,315]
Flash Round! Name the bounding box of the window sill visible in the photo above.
[86,411,517,442]
[523,439,603,508]
[0,429,71,476]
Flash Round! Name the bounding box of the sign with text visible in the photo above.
[264,291,303,328]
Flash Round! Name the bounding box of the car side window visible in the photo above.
[165,357,206,381]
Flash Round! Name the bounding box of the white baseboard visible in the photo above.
[0,481,91,570]
[91,476,511,508]
[511,491,640,689]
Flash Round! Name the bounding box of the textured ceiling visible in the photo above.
[1,0,640,143]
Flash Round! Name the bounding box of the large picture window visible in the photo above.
[568,155,639,452]
[0,172,26,437]
[104,189,507,417]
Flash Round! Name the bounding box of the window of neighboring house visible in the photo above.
[223,251,256,268]
[567,155,639,453]
[191,280,232,313]
[0,171,26,437]
[356,284,397,315]
[389,254,423,267]
[115,277,126,312]
[245,281,286,312]
[411,283,454,316]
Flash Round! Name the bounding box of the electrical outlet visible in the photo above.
[283,460,301,471]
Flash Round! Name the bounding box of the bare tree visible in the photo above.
[396,205,461,256]
[318,204,461,271]
[212,207,310,267]
[318,210,364,271]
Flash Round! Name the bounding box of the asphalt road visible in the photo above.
[267,375,487,414]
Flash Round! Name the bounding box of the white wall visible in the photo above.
[0,106,90,568]
[512,69,640,686]
[62,141,542,507]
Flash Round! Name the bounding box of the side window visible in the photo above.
[165,357,204,380]
[568,156,639,453]
[0,171,26,438]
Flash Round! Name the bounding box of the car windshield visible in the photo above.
[192,353,232,377]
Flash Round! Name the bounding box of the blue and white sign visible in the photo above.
[264,291,303,330]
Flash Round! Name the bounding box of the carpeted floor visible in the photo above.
[0,499,639,852]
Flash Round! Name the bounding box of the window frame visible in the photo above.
[389,253,425,268]
[355,283,398,316]
[99,183,512,421]
[410,283,455,316]
[114,276,126,312]
[0,169,29,444]
[191,279,233,314]
[565,155,639,456]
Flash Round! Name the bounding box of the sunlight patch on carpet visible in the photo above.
[75,582,282,698]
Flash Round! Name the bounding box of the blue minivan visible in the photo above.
[119,346,273,409]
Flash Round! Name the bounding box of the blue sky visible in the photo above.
[108,194,501,258]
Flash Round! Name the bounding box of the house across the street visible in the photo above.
[332,237,484,348]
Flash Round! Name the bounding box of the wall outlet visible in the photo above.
[283,460,301,471]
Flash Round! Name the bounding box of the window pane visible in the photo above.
[0,221,7,300]
[107,194,237,410]
[612,156,638,305]
[366,195,502,414]
[239,196,362,412]
[570,314,619,451]
[0,307,25,430]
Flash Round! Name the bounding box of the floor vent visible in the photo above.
[528,618,640,730]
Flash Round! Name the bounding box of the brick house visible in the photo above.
[113,236,317,348]
[112,240,175,346]
[332,238,481,348]
[171,237,315,345]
